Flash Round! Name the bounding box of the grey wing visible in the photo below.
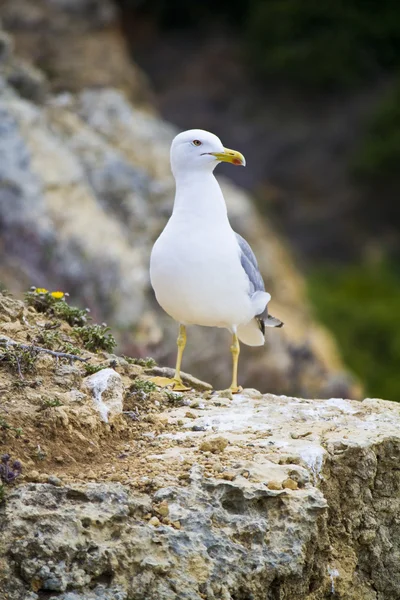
[235,232,283,331]
[235,232,265,295]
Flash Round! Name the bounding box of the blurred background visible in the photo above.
[0,0,399,400]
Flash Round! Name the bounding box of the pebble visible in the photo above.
[185,411,196,419]
[87,470,97,479]
[172,520,181,529]
[283,478,298,490]
[47,475,62,487]
[217,389,233,400]
[267,480,282,490]
[54,456,64,464]
[199,437,228,454]
[221,471,236,481]
[28,470,40,481]
[157,501,169,517]
[149,516,161,527]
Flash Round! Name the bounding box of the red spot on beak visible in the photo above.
[232,158,242,166]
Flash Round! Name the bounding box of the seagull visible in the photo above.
[150,129,283,392]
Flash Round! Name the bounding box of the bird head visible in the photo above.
[170,129,246,177]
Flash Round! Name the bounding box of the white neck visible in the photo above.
[172,170,228,221]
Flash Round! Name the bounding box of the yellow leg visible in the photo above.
[174,324,186,383]
[229,332,242,393]
[148,324,190,391]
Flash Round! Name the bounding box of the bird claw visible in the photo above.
[148,376,191,392]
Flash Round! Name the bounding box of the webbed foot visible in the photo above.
[148,376,191,392]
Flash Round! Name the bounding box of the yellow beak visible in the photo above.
[210,147,246,166]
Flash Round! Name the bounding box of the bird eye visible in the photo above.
[192,140,202,146]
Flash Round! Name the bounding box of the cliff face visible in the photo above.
[0,291,398,600]
[0,1,355,397]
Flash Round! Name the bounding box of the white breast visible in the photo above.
[150,214,254,328]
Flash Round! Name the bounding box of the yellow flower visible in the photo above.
[35,288,48,294]
[51,291,64,299]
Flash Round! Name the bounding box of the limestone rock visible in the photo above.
[83,368,123,422]
[2,375,400,599]
[0,0,150,103]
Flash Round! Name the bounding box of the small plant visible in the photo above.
[73,324,116,353]
[122,356,157,368]
[34,330,63,351]
[53,301,89,327]
[0,454,22,483]
[0,417,11,431]
[25,288,89,326]
[0,417,23,437]
[35,445,46,461]
[130,379,157,394]
[0,344,39,377]
[40,397,63,409]
[84,363,107,376]
[165,391,184,404]
[33,330,82,357]
[0,484,4,502]
[62,342,81,356]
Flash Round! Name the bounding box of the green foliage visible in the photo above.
[83,363,107,376]
[165,390,184,405]
[62,342,81,356]
[0,484,4,502]
[246,0,400,88]
[34,330,82,356]
[0,417,23,437]
[73,324,116,353]
[308,262,400,400]
[352,81,400,181]
[52,302,89,327]
[40,397,63,409]
[130,379,157,394]
[25,288,89,326]
[0,345,38,376]
[122,355,157,368]
[34,329,63,351]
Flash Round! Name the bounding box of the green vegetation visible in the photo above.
[0,417,23,437]
[83,363,107,376]
[308,262,400,401]
[0,345,39,377]
[165,390,184,405]
[352,80,400,183]
[25,288,89,326]
[73,324,116,353]
[122,355,157,368]
[25,288,116,353]
[246,1,400,89]
[40,397,63,409]
[130,379,157,394]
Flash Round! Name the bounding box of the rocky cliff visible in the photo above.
[0,291,399,600]
[0,1,355,397]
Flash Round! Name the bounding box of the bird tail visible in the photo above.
[264,314,284,329]
[237,314,284,347]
